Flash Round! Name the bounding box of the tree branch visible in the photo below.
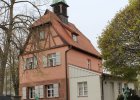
[0,46,3,56]
[13,14,35,21]
[0,0,10,7]
[0,24,8,32]
[15,1,41,17]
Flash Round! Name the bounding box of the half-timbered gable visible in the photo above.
[24,22,66,54]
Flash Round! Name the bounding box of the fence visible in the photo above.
[0,96,21,100]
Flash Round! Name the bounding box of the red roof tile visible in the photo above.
[28,11,101,58]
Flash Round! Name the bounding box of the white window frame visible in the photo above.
[47,84,54,98]
[39,31,45,40]
[48,53,56,67]
[26,57,34,69]
[72,34,78,42]
[47,84,59,98]
[78,82,88,97]
[43,52,61,67]
[26,56,37,69]
[29,87,35,99]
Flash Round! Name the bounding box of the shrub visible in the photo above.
[117,95,124,100]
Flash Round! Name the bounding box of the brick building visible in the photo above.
[19,0,102,100]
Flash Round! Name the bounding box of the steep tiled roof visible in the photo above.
[29,11,101,58]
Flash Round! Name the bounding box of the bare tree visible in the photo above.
[0,0,49,95]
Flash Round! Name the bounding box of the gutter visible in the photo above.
[65,45,72,100]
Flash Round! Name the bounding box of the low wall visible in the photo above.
[0,96,21,100]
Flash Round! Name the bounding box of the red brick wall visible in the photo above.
[19,79,66,100]
[67,49,102,73]
[19,46,69,99]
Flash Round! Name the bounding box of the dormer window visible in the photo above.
[72,34,78,42]
[39,31,45,40]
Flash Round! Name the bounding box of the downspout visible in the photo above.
[102,74,105,100]
[65,45,72,100]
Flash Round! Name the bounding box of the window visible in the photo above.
[47,84,59,98]
[39,31,45,40]
[47,84,54,98]
[72,34,78,42]
[28,87,35,99]
[25,56,37,69]
[35,85,44,98]
[45,52,60,67]
[26,57,33,69]
[48,53,56,67]
[87,59,91,69]
[78,82,88,96]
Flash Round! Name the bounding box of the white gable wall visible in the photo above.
[69,65,102,100]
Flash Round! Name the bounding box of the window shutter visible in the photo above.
[22,87,26,99]
[43,56,47,67]
[56,52,61,65]
[34,56,38,68]
[35,86,39,98]
[39,85,44,98]
[54,84,59,97]
[23,59,26,70]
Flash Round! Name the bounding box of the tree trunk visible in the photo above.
[0,72,4,95]
[0,60,7,95]
[14,84,19,96]
[0,1,13,95]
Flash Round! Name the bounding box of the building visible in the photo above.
[102,74,135,100]
[19,0,102,100]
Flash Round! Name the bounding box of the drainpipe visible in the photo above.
[65,45,72,100]
[102,74,105,100]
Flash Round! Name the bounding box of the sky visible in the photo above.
[65,0,129,51]
[15,0,129,51]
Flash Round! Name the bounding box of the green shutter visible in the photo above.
[22,87,27,99]
[54,84,59,97]
[34,56,38,68]
[35,86,39,97]
[43,56,48,67]
[56,52,61,65]
[39,85,44,98]
[23,59,26,70]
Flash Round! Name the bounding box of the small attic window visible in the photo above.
[39,31,45,40]
[72,34,78,42]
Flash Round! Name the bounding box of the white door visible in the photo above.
[110,82,115,100]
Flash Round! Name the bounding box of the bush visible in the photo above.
[117,95,124,100]
[117,94,140,100]
[128,95,140,100]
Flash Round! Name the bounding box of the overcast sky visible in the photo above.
[64,0,129,51]
[14,0,129,51]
